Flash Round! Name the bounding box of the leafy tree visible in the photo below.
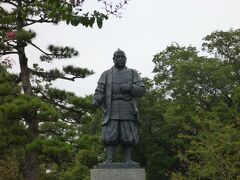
[202,29,240,85]
[179,113,240,179]
[0,0,129,179]
[133,29,240,180]
[147,29,240,180]
[135,78,194,179]
[135,93,177,179]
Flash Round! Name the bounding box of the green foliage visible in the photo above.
[0,160,23,180]
[16,30,36,41]
[0,65,25,179]
[202,29,240,85]
[202,29,240,62]
[59,164,90,180]
[0,61,104,179]
[143,29,240,180]
[56,135,103,180]
[133,83,177,179]
[183,122,240,179]
[1,95,60,123]
[0,0,129,178]
[27,138,73,160]
[63,65,94,78]
[40,45,79,62]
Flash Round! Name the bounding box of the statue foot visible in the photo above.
[125,160,138,165]
[102,160,113,164]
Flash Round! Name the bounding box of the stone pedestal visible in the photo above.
[91,163,145,180]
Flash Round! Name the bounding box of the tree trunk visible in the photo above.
[16,0,39,179]
[18,48,39,180]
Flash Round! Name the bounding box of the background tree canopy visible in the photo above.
[135,28,240,180]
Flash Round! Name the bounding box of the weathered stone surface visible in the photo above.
[90,168,145,180]
[95,162,140,169]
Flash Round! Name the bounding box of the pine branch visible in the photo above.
[25,18,57,25]
[0,51,18,55]
[29,68,79,82]
[39,45,79,62]
[0,92,19,96]
[32,87,83,114]
[57,76,76,81]
[0,25,17,30]
[29,69,54,81]
[6,41,16,46]
[59,118,81,125]
[63,65,94,79]
[28,41,51,56]
[1,0,18,7]
[38,129,58,135]
[22,0,36,5]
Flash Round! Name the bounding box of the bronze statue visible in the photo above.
[93,49,146,165]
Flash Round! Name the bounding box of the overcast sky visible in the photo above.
[10,0,240,96]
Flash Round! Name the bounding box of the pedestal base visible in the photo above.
[91,168,145,180]
[95,162,140,169]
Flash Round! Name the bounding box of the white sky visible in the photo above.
[10,0,240,96]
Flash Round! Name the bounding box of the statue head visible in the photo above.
[113,49,127,69]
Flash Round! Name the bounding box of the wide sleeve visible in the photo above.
[93,71,107,106]
[131,69,146,98]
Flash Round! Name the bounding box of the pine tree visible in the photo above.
[0,0,128,179]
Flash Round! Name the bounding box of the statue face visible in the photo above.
[113,51,126,68]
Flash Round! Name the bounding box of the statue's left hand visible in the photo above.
[120,83,132,93]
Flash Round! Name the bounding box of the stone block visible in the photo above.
[91,167,145,180]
